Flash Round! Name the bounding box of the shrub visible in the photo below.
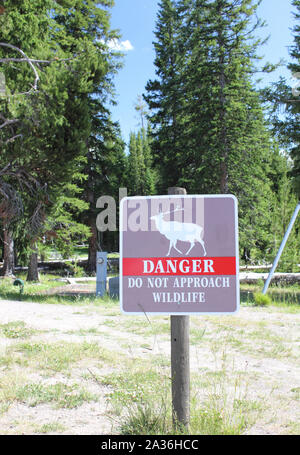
[253,293,272,307]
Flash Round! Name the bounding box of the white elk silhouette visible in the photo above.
[150,206,207,257]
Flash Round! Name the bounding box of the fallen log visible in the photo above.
[240,264,300,270]
[239,272,300,285]
[10,257,119,272]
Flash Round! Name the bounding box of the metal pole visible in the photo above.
[96,252,107,296]
[263,202,300,294]
[168,187,190,429]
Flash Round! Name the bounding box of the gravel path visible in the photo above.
[0,297,299,435]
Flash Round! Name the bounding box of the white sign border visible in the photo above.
[119,194,240,316]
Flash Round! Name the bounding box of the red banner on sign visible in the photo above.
[123,257,236,276]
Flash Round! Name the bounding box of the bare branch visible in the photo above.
[0,163,12,176]
[0,163,50,235]
[5,134,23,144]
[0,118,19,129]
[0,56,77,64]
[0,42,40,91]
[0,179,24,221]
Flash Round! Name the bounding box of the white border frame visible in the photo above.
[119,194,239,315]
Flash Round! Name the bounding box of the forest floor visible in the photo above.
[0,279,299,435]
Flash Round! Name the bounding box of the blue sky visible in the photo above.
[109,0,296,145]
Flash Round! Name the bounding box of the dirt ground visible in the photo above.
[0,288,299,435]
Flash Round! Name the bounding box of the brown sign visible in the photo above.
[120,195,239,314]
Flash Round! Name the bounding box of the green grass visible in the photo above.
[240,283,300,308]
[115,372,260,435]
[290,387,300,400]
[0,272,298,435]
[284,420,300,435]
[65,328,101,336]
[1,272,299,312]
[73,246,89,258]
[97,349,264,436]
[107,253,120,259]
[0,274,118,307]
[0,274,72,303]
[0,370,97,413]
[120,317,170,337]
[190,327,207,345]
[39,246,118,261]
[101,368,168,409]
[190,318,296,361]
[2,340,116,373]
[33,422,66,434]
[72,246,118,259]
[254,343,293,359]
[253,293,272,307]
[16,382,98,408]
[0,321,36,339]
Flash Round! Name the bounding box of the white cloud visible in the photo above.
[106,39,134,52]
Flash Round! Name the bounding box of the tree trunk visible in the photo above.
[219,67,229,194]
[217,9,229,194]
[27,242,39,282]
[87,220,98,274]
[0,234,4,261]
[1,227,15,276]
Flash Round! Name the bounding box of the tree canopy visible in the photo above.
[0,0,299,276]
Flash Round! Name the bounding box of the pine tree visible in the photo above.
[144,0,187,192]
[257,0,300,269]
[175,0,273,194]
[141,125,157,195]
[269,148,300,271]
[81,119,126,272]
[260,1,300,199]
[126,127,157,196]
[0,1,123,277]
[0,0,56,276]
[134,94,148,129]
[145,0,278,262]
[53,0,125,273]
[288,0,300,198]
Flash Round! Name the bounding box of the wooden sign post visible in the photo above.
[168,187,190,429]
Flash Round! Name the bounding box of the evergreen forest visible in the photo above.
[0,0,299,280]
